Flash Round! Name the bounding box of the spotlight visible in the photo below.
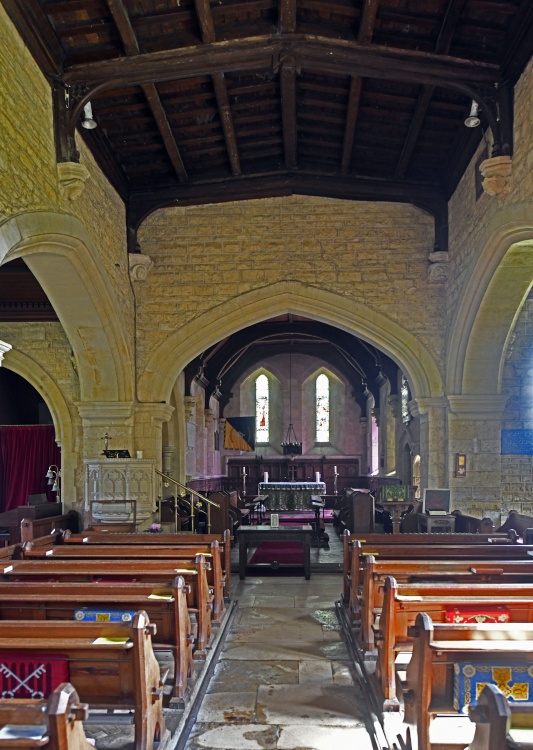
[81,102,97,130]
[464,100,480,128]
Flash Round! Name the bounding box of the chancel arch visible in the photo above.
[139,281,444,405]
[0,212,134,403]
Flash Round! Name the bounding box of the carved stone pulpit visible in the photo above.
[84,459,156,529]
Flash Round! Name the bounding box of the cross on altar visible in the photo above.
[102,432,111,450]
[288,463,297,481]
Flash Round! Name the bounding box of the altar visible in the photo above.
[257,481,326,511]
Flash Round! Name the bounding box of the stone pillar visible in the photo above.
[205,409,215,476]
[409,397,448,491]
[133,403,175,465]
[447,395,508,518]
[359,416,369,474]
[184,396,196,480]
[218,418,226,476]
[77,402,135,461]
[386,395,399,475]
[162,444,176,477]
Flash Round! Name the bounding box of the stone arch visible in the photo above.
[0,212,134,403]
[447,203,533,395]
[139,281,443,403]
[1,348,78,506]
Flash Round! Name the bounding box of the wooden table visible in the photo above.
[238,524,313,580]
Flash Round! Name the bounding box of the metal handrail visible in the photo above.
[155,469,219,533]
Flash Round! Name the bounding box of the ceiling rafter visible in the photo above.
[194,0,216,44]
[341,0,380,173]
[193,1,241,177]
[280,55,298,169]
[106,0,188,182]
[395,0,467,179]
[279,0,297,34]
[212,72,242,176]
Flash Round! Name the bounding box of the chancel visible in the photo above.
[1,1,533,748]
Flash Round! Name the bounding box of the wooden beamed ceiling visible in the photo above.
[3,0,533,247]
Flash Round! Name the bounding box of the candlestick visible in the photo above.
[264,471,269,483]
[315,472,320,483]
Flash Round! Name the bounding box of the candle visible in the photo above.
[316,472,320,483]
[264,472,269,483]
[242,466,246,475]
[334,465,337,473]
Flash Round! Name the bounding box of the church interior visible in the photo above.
[1,0,533,748]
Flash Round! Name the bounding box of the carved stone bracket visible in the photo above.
[479,155,513,196]
[427,250,449,283]
[128,253,153,281]
[57,162,91,200]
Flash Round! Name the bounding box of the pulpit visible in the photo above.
[84,459,156,530]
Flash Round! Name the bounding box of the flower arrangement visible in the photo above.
[149,523,162,533]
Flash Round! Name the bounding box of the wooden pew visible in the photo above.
[0,682,94,749]
[62,530,232,599]
[0,556,212,657]
[341,530,514,604]
[22,540,225,624]
[0,576,192,703]
[403,613,533,750]
[359,556,533,651]
[377,576,533,710]
[348,538,533,623]
[467,684,533,750]
[0,611,165,750]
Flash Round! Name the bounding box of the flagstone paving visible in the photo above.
[181,571,375,750]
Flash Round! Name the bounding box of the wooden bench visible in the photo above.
[0,682,94,749]
[403,613,533,750]
[377,576,533,710]
[62,530,232,599]
[342,530,515,605]
[1,556,212,657]
[359,556,533,651]
[467,683,533,750]
[22,540,226,624]
[0,576,192,704]
[0,611,166,750]
[348,538,533,621]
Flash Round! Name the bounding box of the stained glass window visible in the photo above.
[256,374,269,442]
[401,375,411,424]
[316,374,330,442]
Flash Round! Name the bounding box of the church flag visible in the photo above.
[224,417,255,451]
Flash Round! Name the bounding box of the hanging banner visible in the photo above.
[224,417,255,451]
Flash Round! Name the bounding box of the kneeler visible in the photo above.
[0,653,69,699]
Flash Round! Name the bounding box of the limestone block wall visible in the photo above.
[447,56,533,324]
[137,197,444,377]
[0,5,132,335]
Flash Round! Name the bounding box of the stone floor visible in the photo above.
[178,526,376,750]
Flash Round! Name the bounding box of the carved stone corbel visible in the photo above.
[479,155,513,196]
[57,162,90,201]
[128,253,153,281]
[427,250,449,283]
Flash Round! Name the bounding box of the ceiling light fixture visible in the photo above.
[81,102,97,130]
[464,100,481,128]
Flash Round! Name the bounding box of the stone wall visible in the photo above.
[500,296,533,516]
[137,197,444,377]
[447,56,533,325]
[0,5,132,337]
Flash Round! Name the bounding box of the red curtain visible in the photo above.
[0,426,61,512]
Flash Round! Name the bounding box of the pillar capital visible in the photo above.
[409,397,448,418]
[447,395,508,420]
[76,401,135,426]
[0,340,12,365]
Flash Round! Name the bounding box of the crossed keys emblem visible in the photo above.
[0,662,47,698]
